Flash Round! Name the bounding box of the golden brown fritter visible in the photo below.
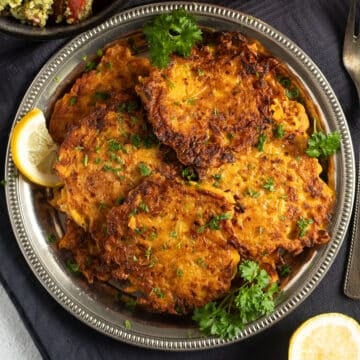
[58,219,112,283]
[104,174,240,314]
[136,31,280,169]
[199,100,335,270]
[49,43,151,143]
[52,93,180,244]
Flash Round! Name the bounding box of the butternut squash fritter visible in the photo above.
[201,135,334,267]
[104,174,240,314]
[52,93,180,244]
[49,43,151,144]
[136,32,280,169]
[58,219,112,283]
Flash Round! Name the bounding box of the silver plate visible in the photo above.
[4,1,355,350]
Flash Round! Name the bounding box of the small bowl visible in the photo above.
[0,1,124,40]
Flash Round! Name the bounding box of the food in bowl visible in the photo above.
[0,0,96,27]
[18,9,339,339]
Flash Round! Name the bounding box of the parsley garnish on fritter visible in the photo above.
[306,131,341,158]
[144,8,202,68]
[192,260,279,339]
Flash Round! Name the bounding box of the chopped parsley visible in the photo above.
[197,213,232,234]
[124,319,132,330]
[138,163,152,176]
[47,234,57,244]
[263,177,275,192]
[297,217,313,237]
[69,96,77,106]
[151,287,165,298]
[181,167,198,181]
[274,124,285,139]
[66,259,80,274]
[257,133,266,152]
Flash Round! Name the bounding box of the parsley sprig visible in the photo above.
[192,260,279,339]
[144,8,202,68]
[306,120,341,158]
[306,131,341,158]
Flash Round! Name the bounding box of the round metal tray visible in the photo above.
[5,1,355,351]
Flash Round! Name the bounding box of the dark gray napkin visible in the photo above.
[1,0,360,359]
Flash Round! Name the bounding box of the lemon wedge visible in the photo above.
[10,108,62,187]
[289,313,360,360]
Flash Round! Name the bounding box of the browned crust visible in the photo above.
[104,174,240,314]
[49,43,151,144]
[136,32,280,169]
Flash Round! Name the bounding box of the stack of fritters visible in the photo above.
[50,32,335,314]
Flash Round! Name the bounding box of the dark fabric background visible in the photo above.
[1,0,360,359]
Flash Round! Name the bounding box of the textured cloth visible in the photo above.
[1,0,360,359]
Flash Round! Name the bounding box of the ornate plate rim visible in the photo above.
[4,1,355,351]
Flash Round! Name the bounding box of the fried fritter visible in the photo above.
[53,93,180,243]
[137,31,279,169]
[49,43,151,143]
[104,174,240,314]
[200,120,335,269]
[58,219,112,283]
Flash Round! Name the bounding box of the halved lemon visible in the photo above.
[289,313,360,360]
[10,108,62,187]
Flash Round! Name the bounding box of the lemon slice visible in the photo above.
[10,108,62,187]
[289,313,360,360]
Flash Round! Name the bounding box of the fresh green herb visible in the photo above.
[128,208,138,217]
[181,167,198,181]
[93,91,111,102]
[263,177,275,192]
[83,154,89,167]
[192,260,279,339]
[149,232,157,240]
[125,297,137,311]
[151,287,165,298]
[277,75,291,88]
[306,131,341,158]
[277,75,301,100]
[274,124,285,139]
[47,234,57,244]
[197,213,232,234]
[138,163,152,176]
[85,61,96,72]
[66,259,80,274]
[227,132,234,140]
[195,257,207,268]
[246,188,261,198]
[124,319,132,330]
[131,134,142,148]
[176,268,184,277]
[285,87,300,100]
[139,202,149,213]
[144,8,202,68]
[170,230,178,238]
[257,133,266,152]
[278,264,292,278]
[297,217,313,237]
[145,247,152,260]
[96,49,103,57]
[187,97,196,105]
[69,96,77,106]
